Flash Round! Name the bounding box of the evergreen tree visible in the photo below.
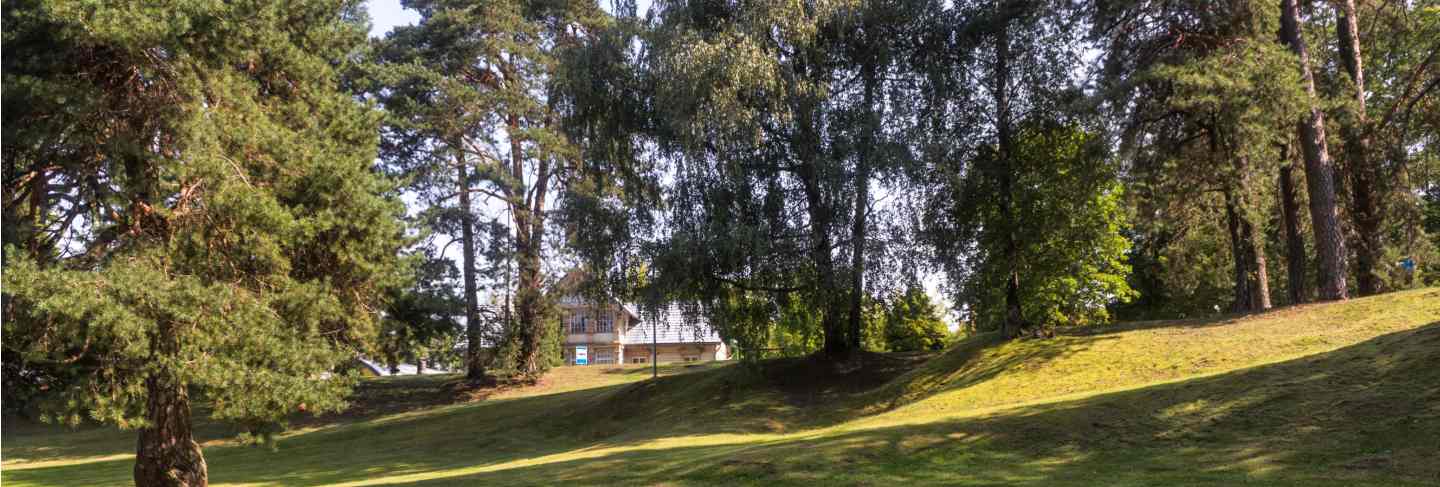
[379,253,464,374]
[2,1,404,485]
[372,0,606,377]
[1280,0,1349,301]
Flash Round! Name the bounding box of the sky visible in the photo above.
[367,0,420,38]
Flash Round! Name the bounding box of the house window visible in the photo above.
[569,316,587,334]
[683,356,699,362]
[594,349,614,365]
[631,357,647,364]
[595,314,613,333]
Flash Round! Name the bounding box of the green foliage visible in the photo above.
[710,291,823,362]
[371,0,609,376]
[2,0,403,431]
[936,122,1135,330]
[880,287,951,352]
[379,254,464,371]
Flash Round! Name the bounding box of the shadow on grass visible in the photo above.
[9,321,1437,486]
[376,322,1440,486]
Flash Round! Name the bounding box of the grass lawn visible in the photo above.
[4,288,1439,486]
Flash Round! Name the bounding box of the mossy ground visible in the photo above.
[5,288,1438,486]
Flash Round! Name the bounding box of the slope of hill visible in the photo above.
[4,288,1438,486]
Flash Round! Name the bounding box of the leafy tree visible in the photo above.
[931,121,1135,333]
[570,0,943,362]
[1090,0,1310,314]
[881,286,950,352]
[1,1,404,484]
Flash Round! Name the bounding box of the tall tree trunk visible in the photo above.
[1226,149,1273,312]
[797,102,846,360]
[134,324,207,487]
[458,150,485,381]
[994,15,1025,337]
[1224,191,1253,312]
[1279,0,1349,301]
[1336,0,1381,296]
[847,56,878,353]
[1239,203,1272,311]
[1278,147,1310,304]
[509,109,551,377]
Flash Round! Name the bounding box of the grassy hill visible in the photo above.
[5,288,1439,486]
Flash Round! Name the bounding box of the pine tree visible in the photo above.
[1279,0,1349,301]
[2,2,404,485]
[373,0,606,377]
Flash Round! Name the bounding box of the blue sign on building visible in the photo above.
[574,345,588,365]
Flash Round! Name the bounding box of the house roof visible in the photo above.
[357,358,449,376]
[554,270,639,320]
[624,305,723,345]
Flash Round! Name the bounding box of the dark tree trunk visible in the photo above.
[1224,191,1252,312]
[1239,201,1272,311]
[1224,189,1271,312]
[797,108,846,360]
[416,357,426,375]
[847,56,879,353]
[1280,0,1349,301]
[513,230,545,375]
[994,15,1025,337]
[1278,152,1310,304]
[134,324,207,487]
[507,103,553,377]
[458,150,485,381]
[1336,0,1381,296]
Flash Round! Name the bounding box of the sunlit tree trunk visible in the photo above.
[134,323,207,487]
[1279,0,1349,301]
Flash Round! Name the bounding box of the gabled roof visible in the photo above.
[554,269,639,320]
[624,305,723,345]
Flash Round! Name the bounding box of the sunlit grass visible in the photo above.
[4,288,1438,486]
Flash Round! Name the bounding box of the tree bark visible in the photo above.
[1238,198,1272,311]
[1223,192,1252,312]
[1224,190,1272,312]
[458,150,486,381]
[1279,0,1349,301]
[508,105,553,377]
[1278,149,1310,304]
[796,103,847,360]
[847,55,878,353]
[493,54,547,378]
[994,15,1025,337]
[1336,0,1381,296]
[134,324,207,487]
